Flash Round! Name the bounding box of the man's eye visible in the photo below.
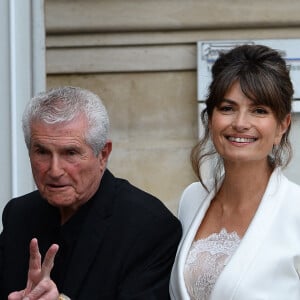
[67,150,77,156]
[35,148,47,155]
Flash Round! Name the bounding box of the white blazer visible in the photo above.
[170,168,300,300]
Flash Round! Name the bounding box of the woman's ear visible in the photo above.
[274,114,291,145]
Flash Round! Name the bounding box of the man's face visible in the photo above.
[29,115,111,214]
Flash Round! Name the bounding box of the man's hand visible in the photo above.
[8,238,60,300]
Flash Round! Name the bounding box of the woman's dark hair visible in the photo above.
[191,44,294,190]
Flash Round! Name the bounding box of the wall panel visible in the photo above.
[45,0,300,213]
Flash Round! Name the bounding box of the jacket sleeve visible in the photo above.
[117,214,182,300]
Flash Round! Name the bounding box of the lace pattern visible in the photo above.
[184,228,241,300]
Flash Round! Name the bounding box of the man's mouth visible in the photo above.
[47,184,68,189]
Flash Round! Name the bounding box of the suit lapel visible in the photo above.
[62,170,115,297]
[211,169,283,299]
[173,187,217,299]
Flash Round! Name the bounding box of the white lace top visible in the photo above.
[184,228,241,300]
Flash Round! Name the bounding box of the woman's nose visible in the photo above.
[231,112,251,131]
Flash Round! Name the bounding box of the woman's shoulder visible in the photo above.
[273,168,300,196]
[177,181,212,221]
[269,169,300,220]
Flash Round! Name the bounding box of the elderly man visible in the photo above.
[0,86,182,300]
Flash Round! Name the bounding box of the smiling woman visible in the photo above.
[170,44,300,300]
[211,80,290,165]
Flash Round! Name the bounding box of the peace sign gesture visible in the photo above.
[8,238,60,300]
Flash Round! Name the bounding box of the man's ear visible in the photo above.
[99,140,112,165]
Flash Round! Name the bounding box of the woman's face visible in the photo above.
[210,81,290,165]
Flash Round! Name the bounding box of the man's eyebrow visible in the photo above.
[63,145,81,151]
[31,142,46,148]
[31,143,79,154]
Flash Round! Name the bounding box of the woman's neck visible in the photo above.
[196,160,274,239]
[219,160,273,209]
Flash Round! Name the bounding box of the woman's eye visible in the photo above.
[219,105,233,112]
[254,107,268,114]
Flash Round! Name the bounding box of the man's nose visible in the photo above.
[48,156,64,178]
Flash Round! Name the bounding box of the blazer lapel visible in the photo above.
[62,170,115,297]
[173,186,217,299]
[211,169,283,299]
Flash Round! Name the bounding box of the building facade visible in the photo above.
[4,0,300,215]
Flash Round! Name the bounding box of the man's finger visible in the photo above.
[24,238,41,295]
[41,243,59,278]
[28,238,42,271]
[7,290,24,300]
[23,277,59,300]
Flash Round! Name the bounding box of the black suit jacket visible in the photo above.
[0,169,182,299]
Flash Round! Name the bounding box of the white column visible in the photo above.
[0,0,45,221]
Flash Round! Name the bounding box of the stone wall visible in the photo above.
[45,0,300,213]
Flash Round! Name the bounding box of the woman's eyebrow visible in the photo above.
[220,98,237,105]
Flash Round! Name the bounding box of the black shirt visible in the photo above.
[37,197,95,292]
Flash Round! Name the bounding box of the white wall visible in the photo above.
[0,0,45,226]
[284,114,300,184]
